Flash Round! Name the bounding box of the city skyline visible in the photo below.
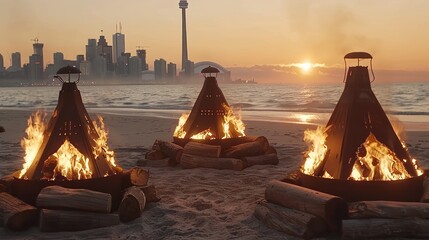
[1,0,429,82]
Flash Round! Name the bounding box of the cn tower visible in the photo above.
[179,0,188,71]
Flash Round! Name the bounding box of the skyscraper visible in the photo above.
[0,53,4,72]
[154,58,167,80]
[167,62,177,80]
[129,56,142,77]
[33,42,44,70]
[136,49,148,71]
[86,39,97,63]
[113,31,125,64]
[53,52,64,73]
[10,52,21,72]
[179,0,189,71]
[97,35,113,72]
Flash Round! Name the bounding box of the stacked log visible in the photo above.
[154,135,278,170]
[39,209,119,232]
[264,180,348,232]
[0,192,38,231]
[255,200,328,239]
[342,200,429,239]
[119,186,146,222]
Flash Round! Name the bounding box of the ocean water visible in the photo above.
[0,82,428,130]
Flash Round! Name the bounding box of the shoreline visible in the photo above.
[2,107,428,132]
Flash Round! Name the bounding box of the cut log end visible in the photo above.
[0,192,38,231]
[119,186,146,222]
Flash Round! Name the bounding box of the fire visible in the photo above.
[48,140,92,180]
[19,111,47,178]
[301,124,424,180]
[173,105,246,140]
[93,115,117,168]
[349,133,423,181]
[19,111,118,180]
[301,126,329,175]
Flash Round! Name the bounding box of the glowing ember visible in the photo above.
[173,105,246,140]
[301,126,328,175]
[19,111,47,178]
[19,111,118,180]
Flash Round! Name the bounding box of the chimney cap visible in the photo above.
[344,52,372,59]
[56,65,81,74]
[201,66,220,74]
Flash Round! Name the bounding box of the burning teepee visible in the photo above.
[19,66,120,180]
[174,66,245,140]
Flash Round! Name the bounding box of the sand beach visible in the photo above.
[0,108,428,239]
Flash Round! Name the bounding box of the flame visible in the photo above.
[49,140,92,180]
[19,111,118,180]
[301,126,329,175]
[349,133,413,181]
[92,115,117,168]
[19,111,47,178]
[173,105,246,139]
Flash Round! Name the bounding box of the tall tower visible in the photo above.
[179,0,188,71]
[33,41,44,70]
[113,23,125,64]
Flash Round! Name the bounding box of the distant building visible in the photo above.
[86,39,97,63]
[94,55,107,78]
[33,42,44,70]
[53,52,64,73]
[0,53,4,72]
[97,35,113,72]
[112,32,125,64]
[129,56,142,77]
[29,54,43,81]
[184,59,194,76]
[9,52,22,72]
[154,58,167,80]
[136,49,148,71]
[116,52,131,75]
[79,61,91,76]
[76,55,84,64]
[45,64,55,78]
[167,62,177,80]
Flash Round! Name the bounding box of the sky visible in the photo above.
[1,0,429,83]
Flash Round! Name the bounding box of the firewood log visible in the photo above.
[254,200,328,239]
[342,218,429,239]
[348,201,429,219]
[180,154,245,171]
[265,180,348,231]
[224,136,269,158]
[140,185,161,203]
[0,170,20,193]
[36,185,112,213]
[243,153,279,167]
[39,209,119,232]
[421,177,429,202]
[122,167,150,189]
[265,145,277,155]
[119,186,146,222]
[281,169,302,186]
[0,192,38,231]
[157,140,183,163]
[183,141,222,158]
[145,149,165,160]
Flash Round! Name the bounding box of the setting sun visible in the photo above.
[298,62,312,73]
